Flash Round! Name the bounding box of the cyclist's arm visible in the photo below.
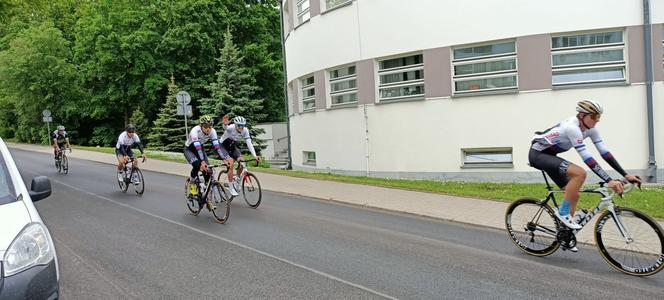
[589,130,627,177]
[132,134,145,155]
[568,128,613,182]
[209,129,227,160]
[242,128,257,157]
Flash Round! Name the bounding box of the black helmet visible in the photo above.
[126,124,136,133]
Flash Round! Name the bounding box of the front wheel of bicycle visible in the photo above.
[185,178,201,215]
[505,198,560,256]
[595,207,664,276]
[242,173,262,208]
[132,168,145,195]
[210,183,230,224]
[62,155,68,174]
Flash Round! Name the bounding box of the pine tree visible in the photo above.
[130,109,149,145]
[148,75,188,152]
[201,28,266,152]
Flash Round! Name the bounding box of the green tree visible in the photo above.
[130,109,150,144]
[0,22,80,143]
[148,75,187,152]
[201,28,266,150]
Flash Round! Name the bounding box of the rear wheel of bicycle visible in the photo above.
[595,207,664,276]
[62,155,68,174]
[132,168,145,195]
[505,198,560,256]
[210,183,230,224]
[242,173,262,208]
[185,178,201,215]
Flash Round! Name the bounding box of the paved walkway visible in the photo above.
[8,143,662,247]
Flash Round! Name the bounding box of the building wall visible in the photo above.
[283,0,664,182]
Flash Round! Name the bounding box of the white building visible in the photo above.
[282,0,664,183]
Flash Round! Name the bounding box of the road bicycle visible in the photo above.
[117,157,145,195]
[505,171,664,276]
[216,159,262,208]
[54,147,69,174]
[185,164,231,224]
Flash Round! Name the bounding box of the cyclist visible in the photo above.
[220,114,261,196]
[529,100,641,232]
[52,125,72,165]
[184,115,227,208]
[115,124,146,182]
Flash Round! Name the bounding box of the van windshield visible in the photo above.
[0,152,16,205]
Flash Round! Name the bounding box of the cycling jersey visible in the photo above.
[52,131,68,145]
[220,124,256,157]
[115,131,144,156]
[184,125,224,160]
[531,116,626,182]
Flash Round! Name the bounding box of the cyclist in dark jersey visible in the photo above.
[52,125,71,164]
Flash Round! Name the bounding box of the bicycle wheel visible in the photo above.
[185,178,201,215]
[62,155,68,174]
[505,198,560,256]
[56,155,62,173]
[242,173,262,208]
[216,168,234,200]
[118,167,129,193]
[595,207,664,276]
[210,183,230,224]
[132,168,145,195]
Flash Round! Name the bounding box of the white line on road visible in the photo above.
[48,178,398,300]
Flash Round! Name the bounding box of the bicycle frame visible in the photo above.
[535,170,636,243]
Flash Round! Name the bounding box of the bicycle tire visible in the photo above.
[185,178,201,215]
[62,155,68,174]
[505,198,560,256]
[56,154,62,173]
[216,168,235,200]
[242,173,262,208]
[595,207,664,276]
[118,166,129,193]
[132,168,145,195]
[210,183,230,224]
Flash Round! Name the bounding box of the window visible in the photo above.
[452,41,517,94]
[300,75,315,111]
[551,30,625,85]
[303,151,316,165]
[462,148,513,168]
[326,0,351,10]
[329,65,357,105]
[377,54,425,101]
[0,154,16,205]
[296,0,310,25]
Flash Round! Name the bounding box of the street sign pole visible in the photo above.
[183,111,188,140]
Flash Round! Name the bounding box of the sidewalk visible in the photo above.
[8,143,658,247]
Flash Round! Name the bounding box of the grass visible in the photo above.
[53,145,664,220]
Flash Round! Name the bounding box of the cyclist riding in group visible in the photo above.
[184,115,228,207]
[219,114,261,196]
[115,124,146,182]
[529,100,642,232]
[52,125,72,163]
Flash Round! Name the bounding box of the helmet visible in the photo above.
[125,124,136,133]
[199,115,213,125]
[233,116,246,126]
[576,100,603,115]
[57,125,65,131]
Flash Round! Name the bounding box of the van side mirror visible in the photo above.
[29,176,52,202]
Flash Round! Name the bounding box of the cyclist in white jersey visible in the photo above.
[115,124,146,182]
[183,115,228,206]
[219,114,261,196]
[529,100,641,232]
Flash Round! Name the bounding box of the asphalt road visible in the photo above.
[10,149,664,299]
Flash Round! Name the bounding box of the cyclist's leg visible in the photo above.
[184,146,201,180]
[232,147,244,175]
[219,145,234,181]
[115,148,125,171]
[565,164,586,215]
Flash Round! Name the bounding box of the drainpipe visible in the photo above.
[643,0,657,182]
[363,104,370,176]
[280,1,293,170]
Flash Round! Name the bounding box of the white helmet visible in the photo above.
[233,116,246,126]
[57,125,65,131]
[576,100,603,115]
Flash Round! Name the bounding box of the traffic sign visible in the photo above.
[42,109,51,117]
[42,116,52,123]
[176,104,193,116]
[176,91,191,105]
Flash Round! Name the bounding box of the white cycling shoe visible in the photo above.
[229,186,239,197]
[554,210,582,230]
